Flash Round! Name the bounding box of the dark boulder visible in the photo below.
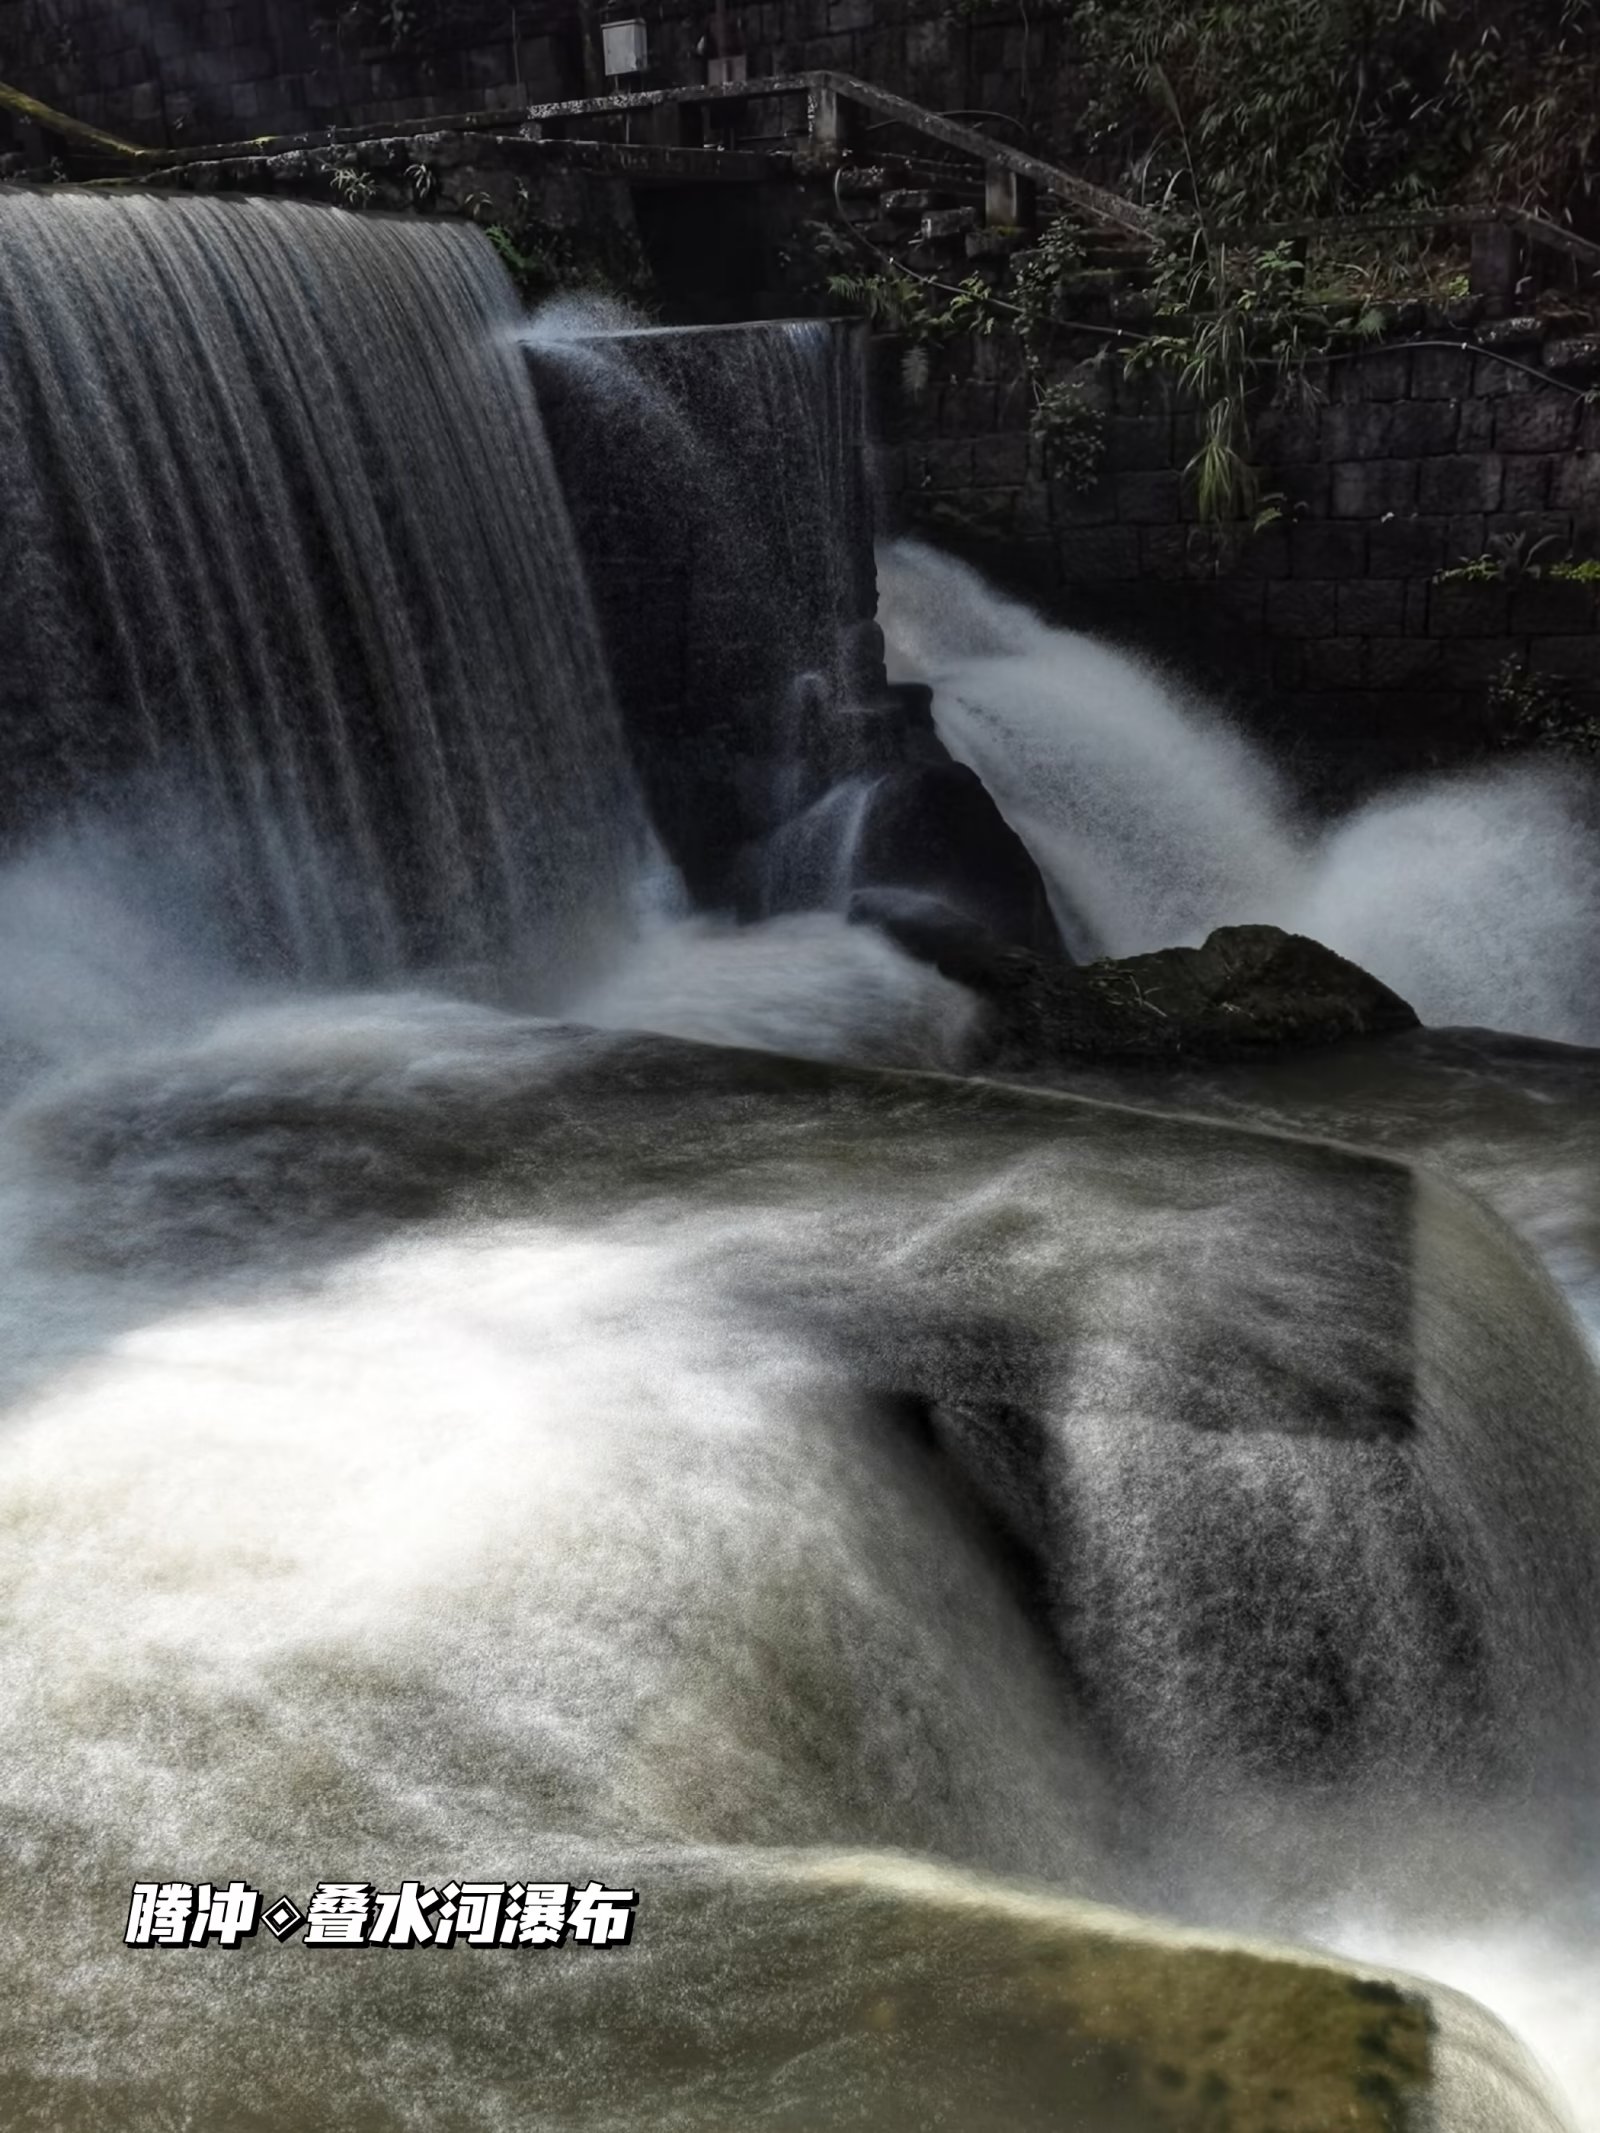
[858,917,1420,1066]
[851,761,1062,956]
[847,886,1008,970]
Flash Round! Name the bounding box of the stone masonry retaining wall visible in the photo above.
[0,0,1074,157]
[876,334,1600,797]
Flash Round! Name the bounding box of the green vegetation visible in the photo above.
[1028,375,1106,488]
[1436,539,1600,585]
[824,220,1388,521]
[1126,234,1386,521]
[326,161,377,209]
[470,187,653,308]
[1077,0,1600,225]
[824,266,998,344]
[827,219,1111,487]
[1489,657,1600,758]
[824,2,1600,522]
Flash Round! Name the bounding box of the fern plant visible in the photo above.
[327,162,377,209]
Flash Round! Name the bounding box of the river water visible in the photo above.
[0,194,1594,2130]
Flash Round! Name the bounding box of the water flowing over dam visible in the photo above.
[0,191,1596,2132]
[0,191,644,989]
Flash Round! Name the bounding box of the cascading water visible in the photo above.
[525,302,866,725]
[0,187,1594,2132]
[524,303,880,911]
[880,538,1600,1044]
[755,770,883,914]
[0,191,644,989]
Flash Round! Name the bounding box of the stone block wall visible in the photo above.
[0,0,565,149]
[876,334,1600,798]
[0,0,1071,156]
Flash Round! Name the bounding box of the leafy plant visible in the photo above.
[825,267,997,343]
[481,194,652,308]
[1123,226,1384,522]
[1489,655,1600,757]
[828,245,1105,487]
[1077,0,1600,227]
[485,223,564,298]
[1437,0,1600,218]
[1030,376,1106,488]
[1438,535,1575,584]
[1009,215,1089,354]
[327,161,377,209]
[1078,0,1448,222]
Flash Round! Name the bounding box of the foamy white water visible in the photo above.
[565,907,979,1069]
[0,845,1591,2126]
[1295,770,1600,1039]
[879,540,1600,1042]
[1323,1919,1599,2131]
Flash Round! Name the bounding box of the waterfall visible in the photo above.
[526,306,868,724]
[0,191,644,990]
[0,189,1593,2132]
[879,539,1600,1043]
[524,306,875,903]
[756,771,882,913]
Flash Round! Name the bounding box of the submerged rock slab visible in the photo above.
[857,913,1420,1065]
[4,1843,1575,2130]
[3,1007,1593,2132]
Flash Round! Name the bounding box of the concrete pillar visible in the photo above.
[811,84,858,152]
[1470,221,1520,316]
[985,162,1037,232]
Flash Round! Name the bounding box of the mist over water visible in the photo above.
[1297,772,1600,1042]
[880,540,1600,1044]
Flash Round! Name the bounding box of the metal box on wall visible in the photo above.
[601,18,649,76]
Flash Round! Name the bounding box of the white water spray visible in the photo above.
[567,907,979,1069]
[879,540,1600,1042]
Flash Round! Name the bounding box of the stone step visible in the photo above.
[919,204,978,240]
[880,181,983,219]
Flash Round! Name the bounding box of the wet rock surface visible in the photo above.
[854,913,1421,1065]
[849,762,1062,954]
